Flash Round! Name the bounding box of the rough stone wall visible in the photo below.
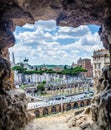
[0,0,111,130]
[0,89,29,130]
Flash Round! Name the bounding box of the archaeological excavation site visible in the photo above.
[0,0,111,130]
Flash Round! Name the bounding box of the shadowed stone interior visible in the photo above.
[0,0,111,130]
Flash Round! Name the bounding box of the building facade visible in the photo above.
[92,49,110,78]
[77,58,93,78]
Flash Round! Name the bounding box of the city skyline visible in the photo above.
[9,20,104,65]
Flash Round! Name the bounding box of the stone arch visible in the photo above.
[31,98,34,102]
[73,102,79,109]
[86,100,90,106]
[66,103,71,111]
[43,108,48,116]
[51,106,57,113]
[34,89,37,94]
[34,110,40,117]
[59,105,61,112]
[80,101,84,107]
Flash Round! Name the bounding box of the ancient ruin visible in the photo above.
[0,0,111,130]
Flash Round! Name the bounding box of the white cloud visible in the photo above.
[53,25,90,40]
[22,23,34,29]
[35,20,56,31]
[9,20,103,65]
[23,20,56,31]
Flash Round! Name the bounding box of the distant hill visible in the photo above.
[32,65,70,69]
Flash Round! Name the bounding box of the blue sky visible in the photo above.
[9,20,103,65]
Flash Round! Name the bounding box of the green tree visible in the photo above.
[24,70,34,75]
[60,66,87,76]
[42,81,46,84]
[12,66,25,73]
[37,83,45,92]
[46,69,55,74]
[64,65,67,69]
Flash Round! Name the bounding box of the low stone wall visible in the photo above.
[29,98,91,117]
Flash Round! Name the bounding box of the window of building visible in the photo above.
[94,63,96,69]
[98,63,101,69]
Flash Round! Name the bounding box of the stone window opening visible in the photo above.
[0,1,111,130]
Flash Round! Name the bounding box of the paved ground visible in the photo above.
[24,110,75,130]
